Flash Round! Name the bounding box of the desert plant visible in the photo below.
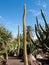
[17,25,20,56]
[0,24,12,65]
[19,42,23,57]
[26,26,34,43]
[27,43,36,55]
[23,4,28,65]
[8,40,18,56]
[27,10,49,54]
[35,10,49,53]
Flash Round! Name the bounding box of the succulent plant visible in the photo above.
[23,4,28,65]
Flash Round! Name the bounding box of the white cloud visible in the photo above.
[37,0,41,5]
[35,0,41,6]
[35,0,47,8]
[42,2,47,8]
[0,16,2,19]
[28,9,40,16]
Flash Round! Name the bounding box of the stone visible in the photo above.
[36,54,43,59]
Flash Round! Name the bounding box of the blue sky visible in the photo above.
[0,0,49,38]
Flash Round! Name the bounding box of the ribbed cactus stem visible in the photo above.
[23,4,28,65]
[35,10,49,52]
[41,9,48,28]
[36,16,39,27]
[18,25,20,55]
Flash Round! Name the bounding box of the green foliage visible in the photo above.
[0,24,12,63]
[19,42,36,56]
[8,40,18,56]
[11,40,18,49]
[0,24,12,53]
[27,43,36,54]
[33,49,42,55]
[0,24,12,43]
[18,42,23,57]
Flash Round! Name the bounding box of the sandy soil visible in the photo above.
[7,56,24,65]
[0,56,49,65]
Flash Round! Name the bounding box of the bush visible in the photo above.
[27,43,36,55]
[18,42,23,57]
[19,43,36,57]
[8,40,18,56]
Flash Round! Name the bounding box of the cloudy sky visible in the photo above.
[0,0,49,38]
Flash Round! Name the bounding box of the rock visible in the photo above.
[28,54,36,61]
[28,54,36,65]
[28,54,42,65]
[36,54,43,59]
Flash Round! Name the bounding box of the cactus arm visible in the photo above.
[29,32,42,48]
[36,16,39,28]
[41,9,48,28]
[39,24,46,34]
[36,17,44,40]
[30,37,42,48]
[35,24,43,43]
[44,43,49,50]
[37,28,43,41]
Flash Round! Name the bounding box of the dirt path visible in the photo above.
[4,56,49,65]
[7,57,24,65]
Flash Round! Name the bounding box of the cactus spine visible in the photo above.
[23,4,28,65]
[17,25,20,55]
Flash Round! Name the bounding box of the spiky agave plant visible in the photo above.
[23,4,28,65]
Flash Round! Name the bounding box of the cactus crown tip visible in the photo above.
[36,16,38,19]
[18,24,20,26]
[24,4,26,8]
[24,4,26,6]
[41,9,43,13]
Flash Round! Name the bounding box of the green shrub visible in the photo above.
[27,43,36,55]
[19,43,36,57]
[18,42,23,57]
[8,40,18,56]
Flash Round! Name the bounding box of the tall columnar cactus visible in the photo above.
[23,4,28,65]
[35,10,49,52]
[29,10,49,53]
[17,25,20,56]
